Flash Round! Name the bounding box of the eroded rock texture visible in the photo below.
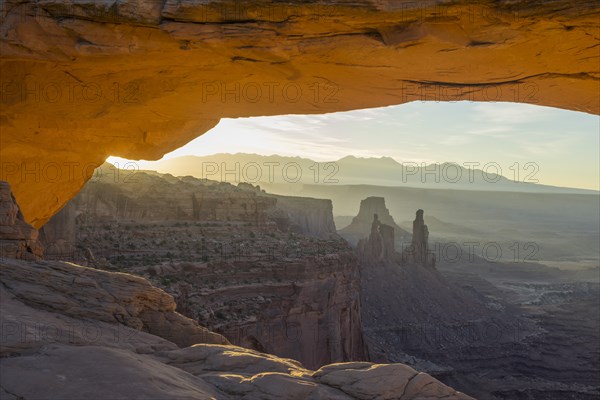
[0,257,229,349]
[0,257,473,399]
[36,167,365,369]
[0,181,43,261]
[76,166,278,223]
[1,0,599,227]
[39,199,77,258]
[403,209,436,267]
[339,196,410,245]
[356,213,396,264]
[191,252,368,370]
[267,194,338,239]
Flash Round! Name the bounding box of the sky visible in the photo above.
[109,101,600,190]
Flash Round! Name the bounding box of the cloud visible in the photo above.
[471,103,556,124]
[107,102,598,189]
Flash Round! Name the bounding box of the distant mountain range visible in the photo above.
[134,153,597,194]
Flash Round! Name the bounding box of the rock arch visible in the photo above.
[1,0,598,226]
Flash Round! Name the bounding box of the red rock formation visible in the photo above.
[0,257,474,399]
[403,209,436,268]
[2,1,598,227]
[63,165,278,224]
[339,196,410,245]
[189,252,369,370]
[39,200,76,259]
[356,213,396,264]
[267,194,339,239]
[38,166,368,369]
[0,181,43,261]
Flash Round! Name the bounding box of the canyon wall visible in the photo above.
[47,166,345,230]
[38,169,367,369]
[1,0,599,226]
[0,178,474,398]
[67,167,277,224]
[40,167,338,249]
[269,194,338,239]
[172,252,368,370]
[39,200,76,259]
[0,255,473,399]
[0,181,43,261]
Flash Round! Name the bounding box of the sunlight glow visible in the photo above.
[107,102,600,190]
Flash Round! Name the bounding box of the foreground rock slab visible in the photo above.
[0,258,474,399]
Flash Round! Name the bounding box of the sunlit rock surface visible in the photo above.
[1,0,599,227]
[0,257,473,400]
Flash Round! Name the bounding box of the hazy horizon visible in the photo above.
[108,102,600,191]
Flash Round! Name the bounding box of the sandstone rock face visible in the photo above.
[37,166,366,369]
[51,165,342,238]
[0,181,43,261]
[0,258,228,348]
[66,164,278,224]
[42,165,338,239]
[339,196,410,245]
[39,199,77,259]
[269,194,338,239]
[1,1,598,227]
[356,213,395,264]
[188,252,368,370]
[0,257,473,399]
[403,209,436,268]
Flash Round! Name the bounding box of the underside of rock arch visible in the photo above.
[1,0,599,227]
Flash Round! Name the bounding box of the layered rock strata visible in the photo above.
[403,209,436,268]
[0,256,473,399]
[339,197,410,245]
[356,213,395,264]
[0,181,43,261]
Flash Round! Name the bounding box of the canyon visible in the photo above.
[38,167,368,370]
[1,1,598,398]
[32,166,600,399]
[347,198,599,399]
[0,178,474,399]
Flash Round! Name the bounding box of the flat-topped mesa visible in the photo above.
[403,209,436,268]
[357,213,395,264]
[355,197,396,227]
[0,181,43,261]
[265,194,339,239]
[339,197,410,245]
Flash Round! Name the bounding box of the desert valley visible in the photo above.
[1,1,599,399]
[10,159,594,399]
